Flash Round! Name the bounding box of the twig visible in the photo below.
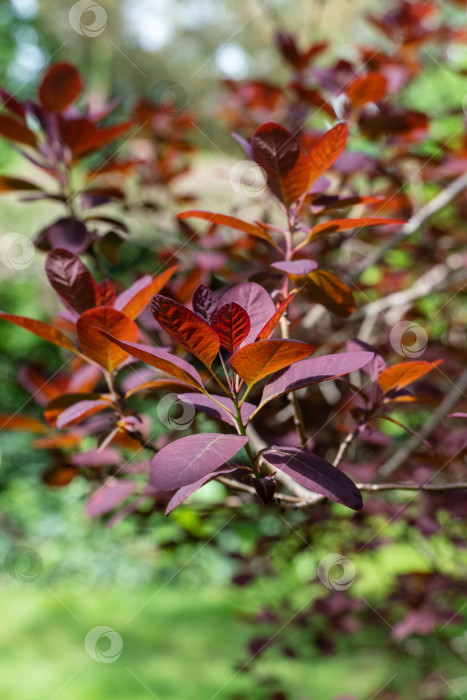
[333,430,357,467]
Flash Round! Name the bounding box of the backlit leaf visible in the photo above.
[255,294,295,341]
[251,122,309,207]
[114,266,177,319]
[0,311,77,353]
[220,282,276,345]
[150,433,248,491]
[378,360,442,394]
[305,122,348,190]
[347,72,388,108]
[0,114,37,148]
[306,216,405,242]
[150,294,220,367]
[211,302,250,354]
[305,270,355,317]
[230,339,314,386]
[0,413,47,433]
[77,308,138,372]
[178,210,278,248]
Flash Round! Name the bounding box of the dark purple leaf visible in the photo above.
[252,476,276,505]
[45,248,98,313]
[192,285,221,322]
[165,465,236,515]
[220,282,275,345]
[264,447,363,510]
[150,433,248,490]
[44,218,90,254]
[261,351,374,406]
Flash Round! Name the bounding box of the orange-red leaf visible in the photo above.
[211,302,250,354]
[150,294,220,367]
[77,308,138,372]
[230,339,314,386]
[0,311,77,352]
[251,122,310,207]
[304,270,355,318]
[178,210,278,248]
[114,266,177,319]
[256,293,295,341]
[0,413,47,433]
[307,217,405,242]
[378,360,442,394]
[38,62,83,113]
[0,114,37,148]
[347,73,388,108]
[305,122,348,191]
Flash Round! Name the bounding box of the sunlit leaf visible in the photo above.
[230,339,314,386]
[178,210,279,248]
[378,360,442,394]
[0,311,77,353]
[304,270,355,317]
[211,302,250,354]
[77,308,138,372]
[38,62,83,113]
[255,293,295,341]
[114,266,177,319]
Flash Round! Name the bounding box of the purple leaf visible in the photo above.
[71,448,121,468]
[261,351,374,406]
[114,274,152,312]
[347,338,386,381]
[251,476,276,505]
[85,478,138,517]
[192,285,220,322]
[44,217,90,254]
[150,433,248,490]
[271,260,318,276]
[232,132,254,159]
[56,398,111,428]
[177,393,256,427]
[45,248,97,313]
[264,447,363,510]
[165,465,236,515]
[220,282,275,346]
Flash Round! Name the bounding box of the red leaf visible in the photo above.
[45,248,98,313]
[0,114,37,148]
[378,361,442,394]
[0,311,76,352]
[39,62,83,113]
[77,308,138,372]
[178,210,278,248]
[150,294,220,367]
[101,335,205,393]
[150,433,248,490]
[114,266,177,319]
[251,122,309,207]
[96,279,116,307]
[255,294,295,341]
[211,302,250,354]
[307,216,405,242]
[264,447,362,510]
[305,123,348,191]
[219,282,276,346]
[0,413,47,433]
[230,339,314,386]
[305,270,355,318]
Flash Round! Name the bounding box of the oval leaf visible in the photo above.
[77,308,138,372]
[150,294,220,367]
[150,433,248,490]
[261,351,374,406]
[100,335,205,393]
[178,210,278,248]
[39,62,83,113]
[305,270,355,317]
[264,447,363,510]
[307,216,405,242]
[192,285,220,322]
[305,122,348,190]
[271,260,318,275]
[177,393,255,427]
[56,398,112,429]
[45,248,98,313]
[220,282,276,346]
[0,114,37,148]
[230,339,314,386]
[211,302,250,354]
[86,479,138,518]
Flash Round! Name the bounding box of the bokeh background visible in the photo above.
[1,1,467,698]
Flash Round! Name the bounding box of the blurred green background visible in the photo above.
[1,0,467,698]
